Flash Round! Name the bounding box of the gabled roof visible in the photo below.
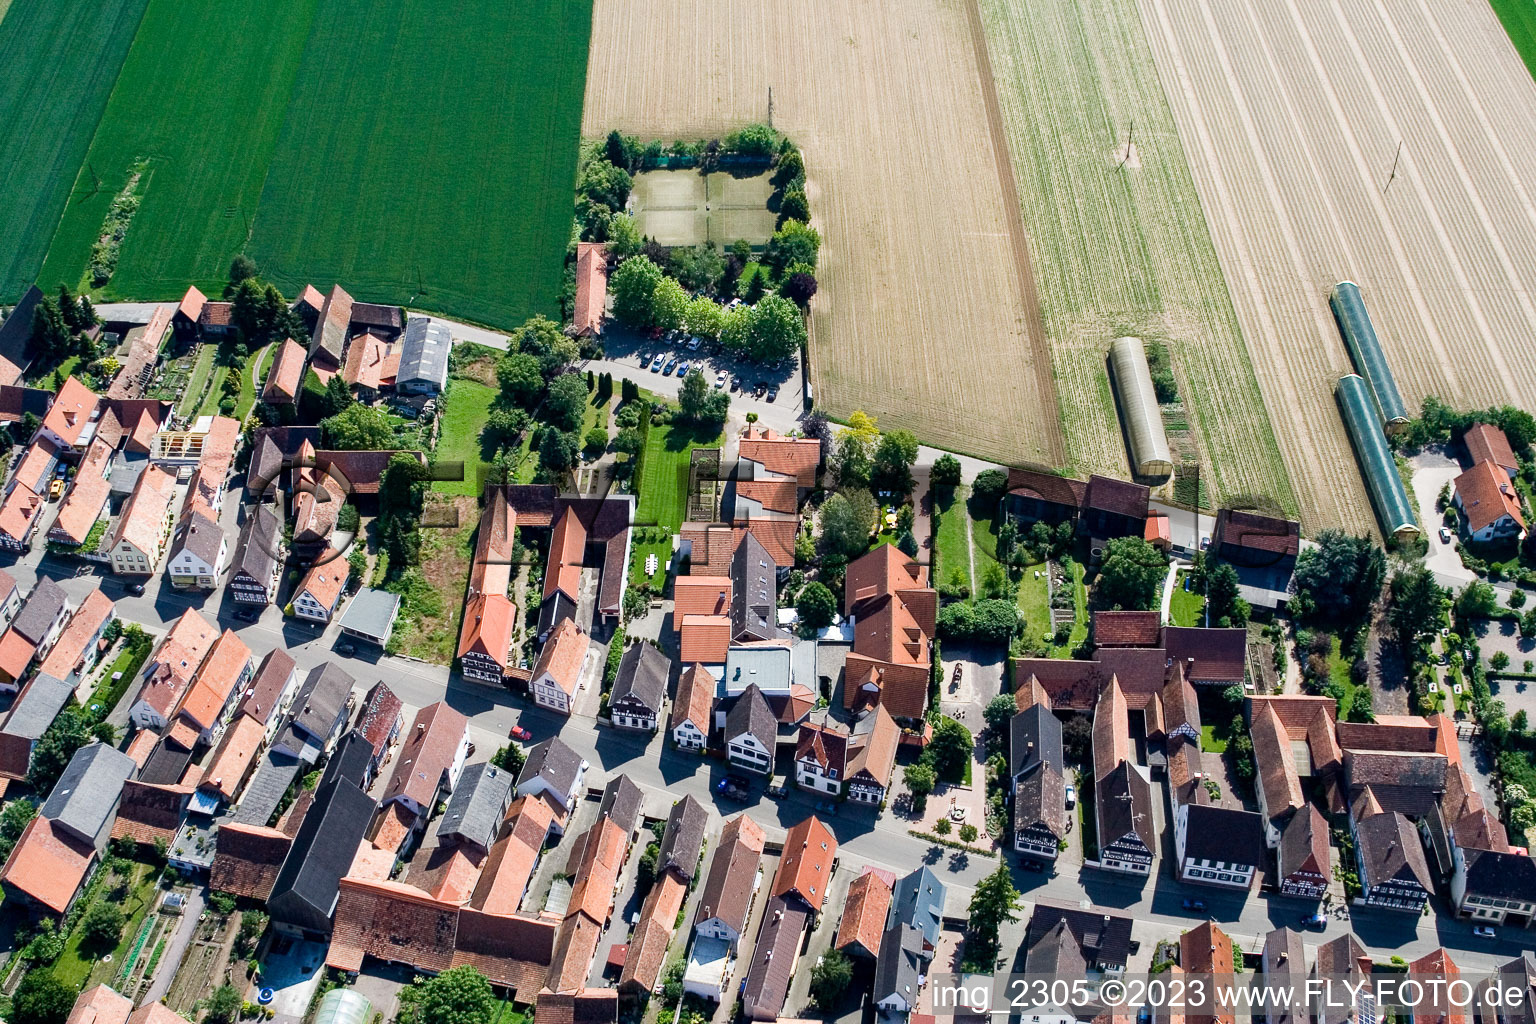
[437,762,515,851]
[889,865,945,946]
[1093,610,1162,647]
[1354,809,1433,892]
[1213,509,1300,559]
[178,629,251,731]
[1251,701,1304,821]
[287,660,355,741]
[0,484,43,546]
[356,681,402,757]
[42,742,135,843]
[1181,804,1265,867]
[847,704,900,788]
[1097,760,1154,853]
[672,575,732,619]
[1082,475,1149,520]
[113,464,177,557]
[1026,900,1134,969]
[1460,847,1536,902]
[210,822,291,901]
[296,550,347,612]
[1456,459,1525,533]
[740,894,808,1020]
[40,376,99,447]
[1278,804,1330,880]
[1162,626,1248,683]
[738,423,820,487]
[13,577,69,646]
[40,589,114,680]
[532,618,589,696]
[51,438,114,544]
[613,642,670,714]
[694,813,765,934]
[108,780,188,848]
[310,284,353,364]
[458,594,514,669]
[726,684,775,751]
[397,317,451,388]
[0,626,37,682]
[384,702,468,808]
[0,673,74,776]
[66,983,134,1024]
[671,663,715,733]
[544,506,587,603]
[517,736,584,804]
[1344,749,1447,791]
[796,719,849,774]
[470,795,553,916]
[263,338,307,404]
[1010,703,1064,780]
[200,715,265,801]
[0,816,95,913]
[836,868,894,957]
[1093,677,1130,783]
[268,777,375,934]
[679,614,730,664]
[570,243,609,336]
[342,332,394,391]
[656,794,708,883]
[1464,422,1518,472]
[169,509,224,569]
[773,814,836,910]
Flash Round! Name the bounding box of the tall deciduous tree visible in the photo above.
[496,352,544,406]
[795,581,837,630]
[678,369,728,425]
[397,966,497,1024]
[652,276,689,333]
[872,429,919,493]
[1096,536,1168,611]
[611,256,664,328]
[544,372,589,432]
[1291,530,1385,625]
[819,489,876,559]
[511,315,578,377]
[321,403,395,450]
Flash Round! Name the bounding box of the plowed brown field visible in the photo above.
[1137,0,1536,533]
[582,0,1065,466]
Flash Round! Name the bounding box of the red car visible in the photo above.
[508,724,532,741]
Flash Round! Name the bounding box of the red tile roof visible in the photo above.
[177,286,207,325]
[679,615,730,664]
[1455,459,1525,534]
[51,439,114,545]
[735,479,799,515]
[738,424,820,488]
[200,714,264,800]
[618,873,685,992]
[329,877,460,975]
[262,338,307,404]
[1093,610,1162,647]
[178,629,250,731]
[112,465,177,559]
[544,507,587,602]
[694,813,766,935]
[0,816,94,913]
[533,618,589,697]
[673,576,732,619]
[835,867,893,957]
[773,815,836,909]
[357,681,402,757]
[1465,423,1518,473]
[0,627,38,682]
[1093,677,1130,783]
[40,589,113,680]
[842,545,936,719]
[66,984,133,1024]
[571,243,609,337]
[458,594,515,671]
[671,663,714,734]
[109,780,188,848]
[40,377,99,448]
[342,332,395,391]
[296,550,348,614]
[471,796,554,916]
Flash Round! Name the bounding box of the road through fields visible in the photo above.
[1137,0,1536,533]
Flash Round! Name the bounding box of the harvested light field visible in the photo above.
[583,0,1065,466]
[1136,0,1536,532]
[979,0,1295,514]
[0,0,148,299]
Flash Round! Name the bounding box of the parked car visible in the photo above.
[717,774,753,801]
[714,371,727,389]
[687,336,702,351]
[677,361,691,376]
[1064,784,1076,808]
[1021,859,1046,873]
[127,582,146,596]
[234,607,260,623]
[336,643,355,656]
[766,385,779,402]
[1182,898,1207,912]
[1473,925,1497,938]
[48,478,64,500]
[650,354,664,372]
[509,724,532,741]
[767,776,789,799]
[1439,526,1454,544]
[663,357,678,375]
[1300,913,1327,930]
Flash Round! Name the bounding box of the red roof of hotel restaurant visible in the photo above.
[738,423,820,488]
[571,242,609,336]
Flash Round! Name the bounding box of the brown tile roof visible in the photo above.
[735,479,799,515]
[773,815,836,910]
[66,984,133,1024]
[313,450,423,496]
[1408,949,1467,1024]
[263,338,307,404]
[107,306,172,400]
[109,781,188,848]
[329,877,459,975]
[12,441,57,493]
[695,813,765,936]
[673,576,732,619]
[198,302,233,328]
[1006,467,1087,507]
[1180,922,1235,1024]
[0,816,95,913]
[740,517,797,567]
[1083,475,1150,520]
[471,796,553,916]
[1345,749,1447,791]
[739,423,820,488]
[533,989,618,1024]
[679,615,731,664]
[342,332,394,391]
[796,720,849,774]
[207,822,290,902]
[1166,739,1204,807]
[1161,666,1201,737]
[567,817,628,928]
[842,545,936,719]
[678,522,741,575]
[544,506,587,602]
[1093,677,1130,783]
[113,465,177,559]
[1093,610,1162,647]
[200,715,265,800]
[1162,626,1247,683]
[127,1005,188,1024]
[357,681,402,757]
[1337,718,1438,753]
[1278,803,1330,881]
[847,704,899,789]
[835,867,893,957]
[1456,459,1525,533]
[1251,702,1303,821]
[50,438,113,545]
[1213,509,1300,558]
[571,242,609,336]
[458,594,515,671]
[384,702,468,809]
[310,284,353,365]
[1465,423,1518,472]
[671,663,715,733]
[452,909,558,998]
[177,286,207,325]
[1015,674,1051,711]
[618,873,686,993]
[533,618,589,697]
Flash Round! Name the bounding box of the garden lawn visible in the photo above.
[237,343,275,421]
[37,0,321,298]
[174,343,216,418]
[1327,637,1361,719]
[628,530,672,590]
[1017,564,1051,643]
[0,0,149,299]
[1491,0,1536,85]
[433,378,498,496]
[246,0,591,329]
[1170,571,1205,627]
[50,859,158,990]
[1200,723,1228,754]
[932,485,971,592]
[635,416,722,533]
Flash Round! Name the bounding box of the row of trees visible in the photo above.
[28,284,99,364]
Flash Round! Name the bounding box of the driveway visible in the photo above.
[140,886,204,1004]
[1410,451,1473,586]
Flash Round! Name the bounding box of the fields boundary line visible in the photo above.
[963,0,1066,468]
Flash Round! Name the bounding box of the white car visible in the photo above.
[1064,784,1077,809]
[1439,526,1453,544]
[714,371,727,389]
[1473,925,1496,938]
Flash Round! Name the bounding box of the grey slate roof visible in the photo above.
[3,673,73,740]
[1182,804,1266,866]
[730,531,783,642]
[1010,704,1063,781]
[233,503,281,584]
[322,730,374,789]
[0,285,42,370]
[138,738,193,786]
[1025,918,1088,979]
[337,587,400,643]
[437,761,515,851]
[612,642,670,715]
[170,509,224,567]
[656,794,708,883]
[1097,760,1155,855]
[232,753,302,826]
[237,648,296,726]
[1460,848,1536,901]
[41,742,136,846]
[267,777,375,935]
[872,923,925,1007]
[287,661,355,744]
[396,318,450,390]
[13,577,68,646]
[1025,900,1135,969]
[597,775,643,834]
[1355,810,1433,892]
[517,736,584,802]
[725,684,775,751]
[889,866,945,948]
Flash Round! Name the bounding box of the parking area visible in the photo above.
[585,327,806,420]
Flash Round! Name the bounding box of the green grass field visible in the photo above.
[1490,0,1536,83]
[433,378,498,497]
[246,0,591,328]
[237,343,275,421]
[37,0,322,298]
[979,0,1296,515]
[1170,571,1205,627]
[635,417,722,533]
[932,486,971,592]
[0,0,149,299]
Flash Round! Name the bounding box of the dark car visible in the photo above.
[1020,859,1046,873]
[336,643,355,656]
[509,724,532,741]
[1300,912,1327,930]
[234,607,260,623]
[766,385,779,402]
[716,775,753,801]
[128,582,146,596]
[1182,898,1207,912]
